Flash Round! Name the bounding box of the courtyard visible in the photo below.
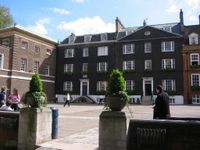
[38,104,200,150]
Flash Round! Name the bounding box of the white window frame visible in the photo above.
[97,46,108,56]
[84,35,92,43]
[101,34,107,41]
[145,60,152,70]
[191,74,200,86]
[20,58,27,72]
[68,34,76,44]
[97,62,107,72]
[189,33,199,45]
[44,65,50,76]
[83,48,89,57]
[123,60,135,70]
[192,95,200,104]
[64,64,73,73]
[82,63,88,72]
[190,53,199,65]
[0,53,4,69]
[123,44,135,54]
[161,41,174,52]
[97,81,107,91]
[125,80,135,91]
[144,42,152,53]
[2,38,9,47]
[162,79,176,91]
[21,41,28,49]
[63,81,73,92]
[65,49,74,58]
[162,59,175,69]
[33,61,39,73]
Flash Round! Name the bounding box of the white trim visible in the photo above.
[190,53,199,65]
[0,74,54,83]
[14,33,56,46]
[142,77,153,96]
[80,79,89,96]
[0,53,4,69]
[0,68,55,78]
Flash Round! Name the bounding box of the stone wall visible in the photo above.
[127,119,200,150]
[0,111,19,150]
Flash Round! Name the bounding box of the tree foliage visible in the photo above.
[29,73,43,92]
[0,5,14,29]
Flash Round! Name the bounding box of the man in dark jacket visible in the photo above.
[153,85,171,119]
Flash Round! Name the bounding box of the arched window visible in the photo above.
[189,33,199,45]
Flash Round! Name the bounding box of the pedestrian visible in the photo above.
[64,93,71,107]
[153,85,171,119]
[0,100,13,111]
[0,86,7,107]
[9,88,20,111]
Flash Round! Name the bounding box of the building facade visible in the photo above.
[0,25,56,100]
[56,11,186,104]
[183,25,200,104]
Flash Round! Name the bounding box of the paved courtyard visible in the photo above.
[39,104,200,150]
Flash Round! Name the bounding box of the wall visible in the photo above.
[0,111,19,150]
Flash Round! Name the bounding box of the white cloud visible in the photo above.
[186,0,200,10]
[72,0,85,3]
[50,8,70,15]
[27,18,50,35]
[166,0,179,13]
[57,16,115,35]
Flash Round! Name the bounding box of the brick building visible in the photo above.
[183,25,200,104]
[0,25,56,100]
[56,10,186,104]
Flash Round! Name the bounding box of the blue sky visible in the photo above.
[1,0,200,41]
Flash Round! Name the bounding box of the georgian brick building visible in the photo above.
[56,10,186,104]
[183,25,200,104]
[0,25,56,100]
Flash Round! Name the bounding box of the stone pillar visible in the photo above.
[99,111,127,150]
[18,107,52,150]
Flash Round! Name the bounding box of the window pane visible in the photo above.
[83,48,89,57]
[144,42,151,53]
[20,58,27,71]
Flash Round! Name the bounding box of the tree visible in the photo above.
[0,5,14,29]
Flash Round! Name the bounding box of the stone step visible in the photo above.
[141,96,152,105]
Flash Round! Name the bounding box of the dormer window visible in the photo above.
[68,33,76,44]
[189,33,199,45]
[84,35,92,43]
[163,26,172,32]
[101,34,107,41]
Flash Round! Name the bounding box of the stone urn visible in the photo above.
[106,96,126,111]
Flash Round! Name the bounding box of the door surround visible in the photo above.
[80,79,89,96]
[142,77,153,96]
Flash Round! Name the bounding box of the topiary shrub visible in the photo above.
[105,69,129,111]
[22,73,47,108]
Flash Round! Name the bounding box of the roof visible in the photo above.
[0,25,57,44]
[60,22,182,45]
[184,25,200,36]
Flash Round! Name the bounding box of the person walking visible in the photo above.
[64,93,71,107]
[153,85,171,119]
[9,88,20,111]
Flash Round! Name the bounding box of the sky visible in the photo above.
[1,0,200,41]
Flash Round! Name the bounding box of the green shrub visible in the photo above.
[22,73,47,108]
[107,69,125,95]
[29,73,43,92]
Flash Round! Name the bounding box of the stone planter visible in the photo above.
[106,96,126,111]
[18,107,52,150]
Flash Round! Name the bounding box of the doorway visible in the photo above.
[80,80,89,96]
[143,77,153,96]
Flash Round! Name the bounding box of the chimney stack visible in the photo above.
[115,17,125,32]
[180,9,184,25]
